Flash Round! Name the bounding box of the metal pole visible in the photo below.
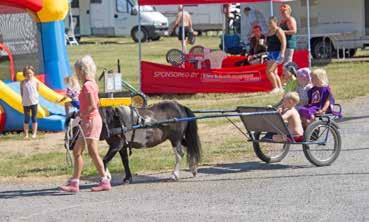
[222,9,226,52]
[269,0,274,16]
[181,6,185,52]
[307,0,312,68]
[138,4,142,91]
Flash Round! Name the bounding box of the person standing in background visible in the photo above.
[170,5,193,52]
[279,4,297,63]
[266,16,287,93]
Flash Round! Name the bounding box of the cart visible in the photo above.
[64,106,342,167]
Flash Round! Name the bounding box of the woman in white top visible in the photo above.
[20,65,39,139]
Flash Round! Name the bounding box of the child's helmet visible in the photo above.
[283,62,299,76]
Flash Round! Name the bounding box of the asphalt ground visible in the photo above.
[1,96,369,222]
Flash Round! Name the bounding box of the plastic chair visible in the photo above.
[205,50,226,69]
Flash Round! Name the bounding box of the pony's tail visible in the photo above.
[182,106,202,167]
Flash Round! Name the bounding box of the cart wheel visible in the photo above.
[303,120,341,166]
[132,94,147,108]
[253,132,290,163]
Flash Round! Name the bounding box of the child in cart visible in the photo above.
[264,92,304,142]
[298,68,335,128]
[282,62,299,93]
[295,67,313,106]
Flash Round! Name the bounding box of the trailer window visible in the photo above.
[71,0,79,8]
[117,0,133,13]
[91,0,102,3]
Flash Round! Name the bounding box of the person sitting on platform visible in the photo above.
[249,25,266,56]
[246,25,267,65]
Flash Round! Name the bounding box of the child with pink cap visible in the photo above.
[295,68,313,106]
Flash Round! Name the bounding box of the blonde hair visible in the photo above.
[23,65,35,76]
[284,92,300,104]
[312,68,329,86]
[74,55,97,80]
[281,4,292,15]
[64,76,81,90]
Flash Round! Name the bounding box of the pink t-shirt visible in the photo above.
[79,80,100,120]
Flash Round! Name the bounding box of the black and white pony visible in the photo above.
[97,101,202,183]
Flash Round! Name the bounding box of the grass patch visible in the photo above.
[0,37,369,179]
[0,152,69,177]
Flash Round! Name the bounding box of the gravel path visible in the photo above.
[1,97,369,222]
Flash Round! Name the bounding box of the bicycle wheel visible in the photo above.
[303,120,341,166]
[131,94,147,108]
[253,132,290,163]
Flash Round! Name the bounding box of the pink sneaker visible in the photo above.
[59,179,79,192]
[91,178,111,192]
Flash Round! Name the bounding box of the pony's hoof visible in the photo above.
[122,177,132,185]
[168,174,179,182]
[192,171,197,177]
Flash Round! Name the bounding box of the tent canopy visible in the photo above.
[139,0,292,6]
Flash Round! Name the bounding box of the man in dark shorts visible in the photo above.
[170,5,193,52]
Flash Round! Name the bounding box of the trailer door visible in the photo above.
[115,0,136,36]
[365,0,369,35]
[79,0,91,35]
[90,0,114,35]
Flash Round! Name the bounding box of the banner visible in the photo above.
[141,50,309,94]
[141,61,274,94]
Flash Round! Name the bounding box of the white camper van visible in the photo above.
[155,4,225,34]
[67,0,168,42]
[241,0,369,58]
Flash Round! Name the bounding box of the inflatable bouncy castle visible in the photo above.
[0,0,71,132]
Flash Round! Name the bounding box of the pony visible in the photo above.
[98,101,202,183]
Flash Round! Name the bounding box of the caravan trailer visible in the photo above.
[241,0,369,58]
[67,0,168,42]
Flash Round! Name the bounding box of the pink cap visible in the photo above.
[296,68,311,82]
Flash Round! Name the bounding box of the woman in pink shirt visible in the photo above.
[60,55,111,192]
